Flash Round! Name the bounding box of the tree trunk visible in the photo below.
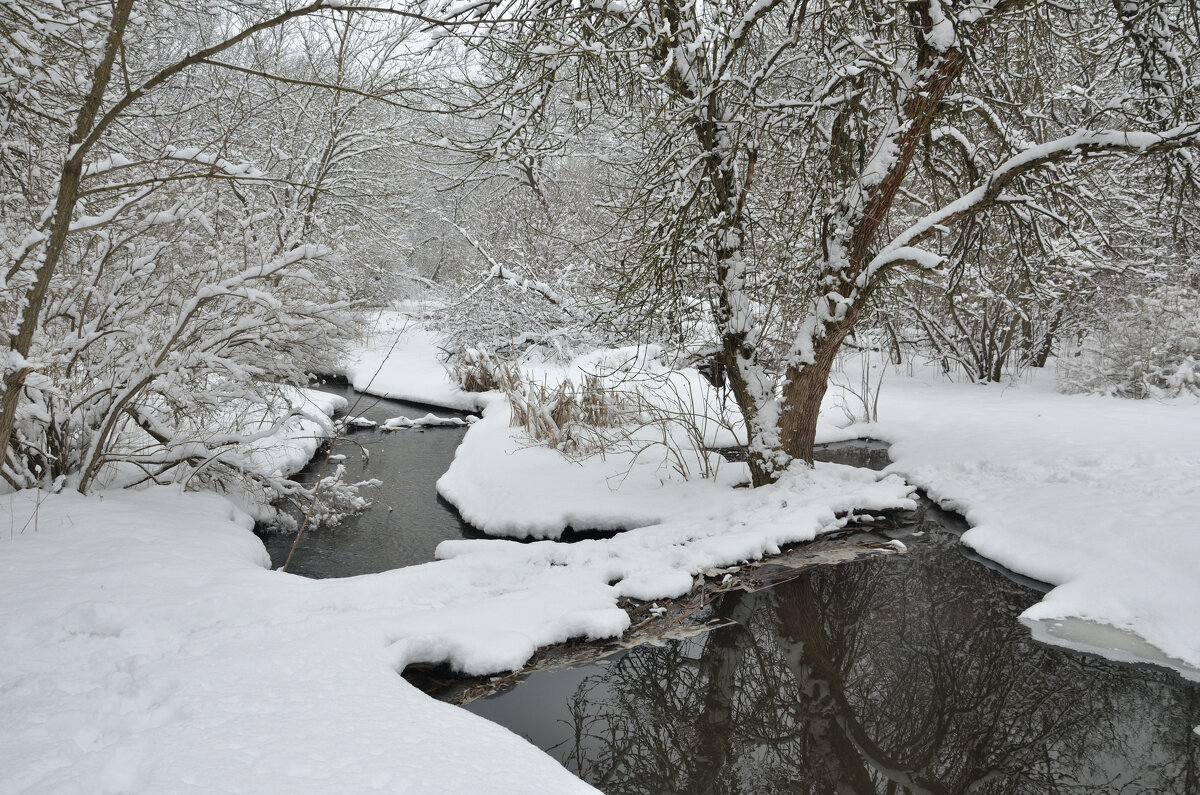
[1024,309,1061,368]
[721,344,779,488]
[778,328,848,466]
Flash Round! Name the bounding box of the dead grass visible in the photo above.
[453,348,632,454]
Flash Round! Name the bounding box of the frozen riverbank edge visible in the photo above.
[433,380,1200,684]
[345,309,1200,687]
[407,314,1200,683]
[347,310,1200,680]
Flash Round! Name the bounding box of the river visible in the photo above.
[258,384,1200,793]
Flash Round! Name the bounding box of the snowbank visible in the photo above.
[244,386,348,478]
[0,489,599,794]
[0,368,920,793]
[434,341,753,538]
[382,413,475,430]
[10,323,1199,791]
[438,339,1200,681]
[437,394,750,538]
[436,462,916,603]
[344,309,485,411]
[826,361,1200,680]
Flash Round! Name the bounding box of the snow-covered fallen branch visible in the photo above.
[382,413,477,430]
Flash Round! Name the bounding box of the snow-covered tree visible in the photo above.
[461,0,1200,485]
[0,1,452,496]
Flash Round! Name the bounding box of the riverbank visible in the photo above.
[4,310,1199,792]
[343,306,1200,678]
[353,308,1200,680]
[851,369,1200,680]
[0,355,918,793]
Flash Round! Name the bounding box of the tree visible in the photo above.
[463,0,1200,485]
[0,0,459,495]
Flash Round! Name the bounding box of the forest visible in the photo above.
[3,0,1198,498]
[3,2,1199,793]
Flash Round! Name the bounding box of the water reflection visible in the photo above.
[468,515,1200,793]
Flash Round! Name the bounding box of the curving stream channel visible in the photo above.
[257,382,482,576]
[259,385,1200,794]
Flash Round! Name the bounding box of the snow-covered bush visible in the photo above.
[507,374,629,455]
[455,347,731,478]
[456,348,630,453]
[1059,286,1200,399]
[298,464,382,532]
[0,3,419,514]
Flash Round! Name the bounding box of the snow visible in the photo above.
[870,123,1200,281]
[437,393,753,538]
[823,359,1200,680]
[437,461,916,602]
[0,339,918,792]
[431,340,761,538]
[0,489,600,794]
[243,387,347,480]
[8,320,1200,790]
[0,437,912,793]
[924,0,956,51]
[376,312,1200,681]
[343,308,485,412]
[381,413,475,430]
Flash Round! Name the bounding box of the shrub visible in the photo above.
[1058,286,1200,399]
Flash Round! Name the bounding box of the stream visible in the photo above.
[256,382,482,576]
[259,385,1200,794]
[467,501,1200,793]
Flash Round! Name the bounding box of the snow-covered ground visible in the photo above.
[4,312,1200,792]
[342,308,485,411]
[0,420,910,793]
[0,316,919,793]
[433,335,1200,681]
[0,489,600,795]
[437,393,748,538]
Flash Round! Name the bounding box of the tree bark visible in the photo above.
[779,325,850,465]
[771,10,975,471]
[721,342,777,487]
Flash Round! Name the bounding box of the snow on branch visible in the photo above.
[442,215,569,309]
[68,186,156,233]
[866,123,1200,280]
[80,147,267,181]
[163,146,266,179]
[923,0,956,52]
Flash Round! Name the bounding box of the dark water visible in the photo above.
[467,503,1200,794]
[256,383,480,577]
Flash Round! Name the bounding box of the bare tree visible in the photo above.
[0,0,461,495]
[461,0,1200,485]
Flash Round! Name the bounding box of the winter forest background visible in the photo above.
[3,0,1199,512]
[6,2,1200,792]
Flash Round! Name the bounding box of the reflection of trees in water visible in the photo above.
[562,536,1200,794]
